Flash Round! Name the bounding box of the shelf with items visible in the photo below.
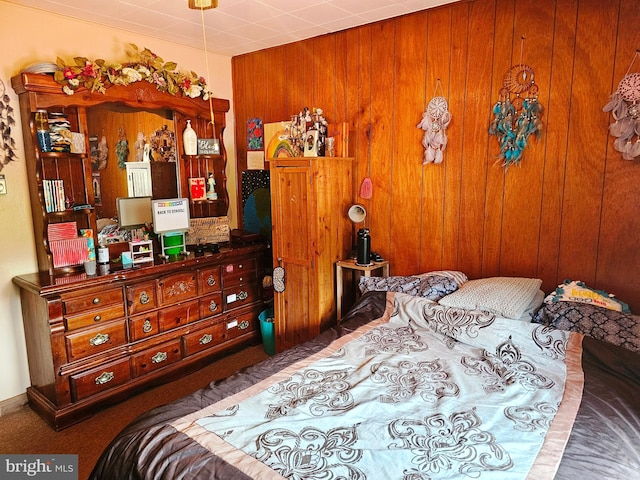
[182,154,227,217]
[30,110,96,275]
[176,111,228,219]
[130,240,154,265]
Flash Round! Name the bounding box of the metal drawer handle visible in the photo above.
[209,300,218,312]
[139,291,150,304]
[237,290,248,300]
[238,320,250,330]
[93,315,101,322]
[89,333,110,346]
[142,319,153,333]
[199,333,213,345]
[92,297,100,304]
[207,275,217,287]
[95,371,114,385]
[151,351,168,364]
[238,263,244,269]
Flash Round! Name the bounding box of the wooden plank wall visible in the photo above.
[232,0,640,312]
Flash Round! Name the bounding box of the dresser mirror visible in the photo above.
[86,105,179,220]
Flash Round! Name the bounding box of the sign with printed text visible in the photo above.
[0,454,78,479]
[197,138,220,155]
[151,198,190,234]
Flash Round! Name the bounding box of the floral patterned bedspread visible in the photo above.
[170,293,584,480]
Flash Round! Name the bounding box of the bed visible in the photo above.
[90,273,640,480]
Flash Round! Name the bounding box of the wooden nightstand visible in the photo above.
[335,258,390,322]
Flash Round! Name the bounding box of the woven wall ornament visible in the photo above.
[489,62,543,167]
[603,50,640,160]
[417,80,451,164]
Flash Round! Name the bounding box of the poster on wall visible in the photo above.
[247,118,264,150]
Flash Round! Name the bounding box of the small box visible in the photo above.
[121,251,133,267]
[189,177,206,201]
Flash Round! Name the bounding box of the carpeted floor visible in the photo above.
[0,344,268,480]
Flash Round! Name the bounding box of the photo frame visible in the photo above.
[303,130,319,157]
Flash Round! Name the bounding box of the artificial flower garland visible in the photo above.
[53,44,210,100]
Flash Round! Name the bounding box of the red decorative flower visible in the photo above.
[81,62,98,78]
[63,67,77,80]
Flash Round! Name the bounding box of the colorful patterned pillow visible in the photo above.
[438,277,543,320]
[532,301,640,353]
[358,275,458,301]
[413,270,468,286]
[544,279,630,312]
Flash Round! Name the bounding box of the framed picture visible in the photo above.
[303,130,319,157]
[247,117,264,150]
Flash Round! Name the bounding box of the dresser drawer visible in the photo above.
[223,308,258,340]
[63,287,123,315]
[131,340,182,377]
[65,320,128,362]
[129,312,160,341]
[158,300,199,332]
[222,258,257,286]
[70,358,131,401]
[157,271,198,305]
[200,292,223,318]
[223,281,259,311]
[199,266,221,294]
[182,322,228,357]
[126,281,158,314]
[65,303,125,331]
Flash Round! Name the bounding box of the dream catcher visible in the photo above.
[603,50,640,160]
[489,37,543,167]
[417,80,451,164]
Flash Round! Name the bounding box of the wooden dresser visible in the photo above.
[13,244,267,430]
[10,67,269,429]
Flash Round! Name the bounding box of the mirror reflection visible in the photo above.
[86,105,179,219]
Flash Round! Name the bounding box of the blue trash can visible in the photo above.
[258,308,275,356]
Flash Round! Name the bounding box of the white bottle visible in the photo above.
[183,120,198,155]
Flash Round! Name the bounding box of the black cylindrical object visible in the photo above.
[356,228,371,266]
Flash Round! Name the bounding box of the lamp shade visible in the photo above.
[347,204,366,224]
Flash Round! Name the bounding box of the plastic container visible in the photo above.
[183,119,198,155]
[35,110,51,152]
[258,308,275,356]
[163,232,184,256]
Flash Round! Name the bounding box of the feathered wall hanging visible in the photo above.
[417,80,451,164]
[489,36,543,167]
[603,50,640,160]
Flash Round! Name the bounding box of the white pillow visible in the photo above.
[517,289,545,321]
[438,277,543,319]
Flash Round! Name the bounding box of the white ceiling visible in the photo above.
[5,0,458,57]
